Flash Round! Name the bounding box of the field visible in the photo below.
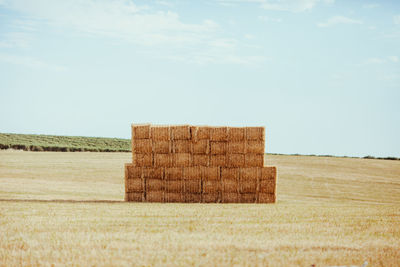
[0,150,399,266]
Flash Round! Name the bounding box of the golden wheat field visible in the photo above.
[0,150,399,266]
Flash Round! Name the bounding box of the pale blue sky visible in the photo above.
[0,0,399,157]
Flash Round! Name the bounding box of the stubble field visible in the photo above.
[0,150,399,266]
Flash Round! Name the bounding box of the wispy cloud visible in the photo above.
[0,32,33,48]
[0,53,67,71]
[217,0,334,12]
[258,15,282,23]
[362,3,379,9]
[364,56,399,65]
[317,16,363,27]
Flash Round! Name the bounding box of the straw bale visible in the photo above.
[165,180,183,193]
[142,167,163,179]
[196,126,211,140]
[222,192,239,203]
[193,154,209,167]
[132,124,150,139]
[210,127,228,141]
[202,193,220,203]
[227,154,245,167]
[240,193,256,203]
[172,153,191,167]
[240,180,257,193]
[245,127,265,141]
[261,166,277,180]
[221,167,239,180]
[210,141,227,155]
[183,167,202,180]
[184,179,201,193]
[126,192,144,202]
[151,125,171,140]
[165,192,183,203]
[146,191,164,202]
[127,178,144,192]
[146,178,164,191]
[165,167,184,180]
[135,153,153,167]
[173,140,191,153]
[202,166,220,180]
[202,180,221,193]
[227,141,246,154]
[246,140,265,154]
[259,179,275,194]
[240,167,260,181]
[171,125,191,140]
[258,193,276,203]
[245,154,264,167]
[227,127,245,141]
[192,140,209,154]
[210,154,226,167]
[153,153,171,167]
[190,126,198,141]
[185,193,201,203]
[133,139,152,154]
[222,178,239,193]
[153,140,171,154]
[127,165,142,179]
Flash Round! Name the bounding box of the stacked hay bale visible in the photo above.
[124,124,277,203]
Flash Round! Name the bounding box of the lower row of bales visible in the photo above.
[124,164,276,203]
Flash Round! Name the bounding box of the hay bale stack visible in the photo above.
[125,124,276,203]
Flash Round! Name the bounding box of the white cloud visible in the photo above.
[317,16,363,27]
[217,0,334,12]
[0,32,33,48]
[394,15,400,25]
[0,53,67,71]
[258,15,282,23]
[388,56,399,63]
[363,3,379,9]
[364,56,399,65]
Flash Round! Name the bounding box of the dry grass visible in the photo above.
[0,150,399,266]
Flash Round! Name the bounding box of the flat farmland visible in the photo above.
[0,150,399,266]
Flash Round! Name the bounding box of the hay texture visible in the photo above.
[146,191,164,202]
[131,124,151,139]
[171,125,191,140]
[192,154,209,167]
[151,125,171,140]
[210,127,228,141]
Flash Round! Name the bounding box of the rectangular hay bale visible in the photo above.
[172,153,191,167]
[210,141,227,155]
[259,179,275,194]
[135,153,153,167]
[125,192,144,202]
[245,127,265,141]
[142,167,164,179]
[240,167,260,181]
[240,193,256,203]
[165,192,183,203]
[227,141,246,154]
[185,193,201,203]
[222,192,239,203]
[193,154,209,167]
[146,178,164,191]
[202,166,220,180]
[192,140,209,154]
[245,154,264,167]
[246,140,265,154]
[210,154,226,167]
[210,127,228,141]
[222,178,239,193]
[183,167,202,180]
[127,178,144,192]
[165,167,184,180]
[240,179,257,193]
[227,154,245,167]
[165,180,183,193]
[153,154,171,167]
[202,180,221,193]
[184,179,201,193]
[146,190,164,202]
[133,139,152,154]
[151,126,171,140]
[227,127,245,141]
[126,165,142,179]
[261,166,277,180]
[221,167,239,180]
[258,193,276,203]
[152,140,171,154]
[132,124,151,139]
[171,125,191,140]
[202,193,220,203]
[196,126,211,140]
[173,140,191,153]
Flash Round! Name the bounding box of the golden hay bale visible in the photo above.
[151,125,171,140]
[210,155,226,167]
[245,127,265,141]
[165,192,184,203]
[239,180,257,193]
[153,154,171,167]
[173,140,191,153]
[202,193,220,203]
[246,140,265,154]
[146,178,164,191]
[227,127,245,141]
[127,178,144,192]
[127,165,142,179]
[202,180,221,193]
[165,167,184,180]
[227,154,245,168]
[185,193,201,203]
[240,167,260,181]
[210,141,227,155]
[132,124,151,139]
[210,127,228,141]
[227,141,246,154]
[221,167,239,180]
[172,153,191,167]
[222,192,239,203]
[261,166,277,180]
[259,179,275,194]
[222,178,239,193]
[133,139,152,154]
[258,193,276,203]
[183,167,202,180]
[184,180,201,193]
[192,154,209,167]
[245,154,264,167]
[135,153,153,167]
[192,140,209,154]
[142,167,164,179]
[171,125,191,140]
[146,190,164,202]
[240,193,256,203]
[165,180,183,193]
[202,166,220,180]
[153,140,171,154]
[196,126,211,140]
[125,192,144,202]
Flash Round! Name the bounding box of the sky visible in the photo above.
[0,0,399,157]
